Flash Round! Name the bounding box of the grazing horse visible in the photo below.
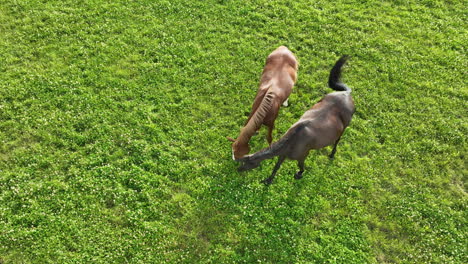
[228,46,298,160]
[237,55,355,185]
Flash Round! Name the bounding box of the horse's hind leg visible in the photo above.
[329,137,342,159]
[263,156,286,185]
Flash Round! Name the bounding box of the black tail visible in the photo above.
[328,55,351,92]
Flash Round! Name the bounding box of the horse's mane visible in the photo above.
[237,91,276,145]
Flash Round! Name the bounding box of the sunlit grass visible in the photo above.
[0,0,466,263]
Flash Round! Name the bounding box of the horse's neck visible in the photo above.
[236,127,254,146]
[250,121,306,162]
[250,136,287,162]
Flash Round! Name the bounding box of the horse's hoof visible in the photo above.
[238,167,246,172]
[262,178,273,185]
[294,171,303,180]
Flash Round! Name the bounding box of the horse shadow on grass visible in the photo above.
[173,146,346,262]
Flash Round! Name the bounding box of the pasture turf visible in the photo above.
[0,0,466,263]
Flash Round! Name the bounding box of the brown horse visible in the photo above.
[237,55,355,185]
[228,46,298,160]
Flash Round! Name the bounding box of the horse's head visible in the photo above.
[236,155,260,172]
[227,137,250,160]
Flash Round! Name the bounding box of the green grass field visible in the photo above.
[0,0,466,263]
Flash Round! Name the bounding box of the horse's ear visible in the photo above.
[226,136,236,142]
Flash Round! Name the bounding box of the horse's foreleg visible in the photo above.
[294,159,305,180]
[267,125,274,145]
[329,137,342,159]
[263,156,286,185]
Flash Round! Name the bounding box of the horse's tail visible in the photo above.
[237,91,276,144]
[328,55,351,92]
